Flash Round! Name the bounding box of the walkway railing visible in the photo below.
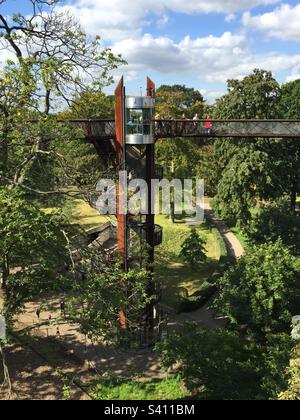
[69,119,300,140]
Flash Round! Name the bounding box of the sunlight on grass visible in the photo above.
[155,214,223,310]
[43,193,114,231]
[65,197,113,230]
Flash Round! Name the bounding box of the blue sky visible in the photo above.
[2,0,300,102]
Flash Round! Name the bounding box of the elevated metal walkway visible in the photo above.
[68,119,300,141]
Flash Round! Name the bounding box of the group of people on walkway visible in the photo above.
[155,113,212,134]
[35,301,66,321]
[35,301,66,338]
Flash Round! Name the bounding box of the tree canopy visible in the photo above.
[214,240,300,336]
[156,84,204,119]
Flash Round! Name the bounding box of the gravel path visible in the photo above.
[204,201,244,259]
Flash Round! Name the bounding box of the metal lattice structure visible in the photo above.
[70,118,300,141]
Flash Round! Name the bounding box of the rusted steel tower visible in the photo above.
[114,77,162,330]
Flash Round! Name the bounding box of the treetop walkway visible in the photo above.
[69,118,300,141]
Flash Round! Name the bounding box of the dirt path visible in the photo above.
[0,340,90,400]
[14,295,165,383]
[0,291,94,400]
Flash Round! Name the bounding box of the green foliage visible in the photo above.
[211,70,300,223]
[215,69,281,119]
[158,324,262,400]
[0,3,125,112]
[66,252,152,342]
[58,88,116,187]
[179,229,207,267]
[214,240,300,335]
[214,145,279,226]
[154,84,206,183]
[278,79,300,208]
[247,199,300,253]
[91,375,188,400]
[63,88,115,119]
[0,1,124,193]
[195,146,219,197]
[156,137,202,179]
[279,348,300,400]
[280,79,300,118]
[212,69,284,225]
[260,333,294,399]
[179,281,217,312]
[0,1,132,344]
[156,85,204,119]
[0,187,70,318]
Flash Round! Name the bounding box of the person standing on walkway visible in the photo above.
[60,301,66,317]
[155,113,163,130]
[205,115,212,134]
[36,308,41,320]
[193,113,199,127]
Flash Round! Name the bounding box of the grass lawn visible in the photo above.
[63,195,114,230]
[91,375,189,400]
[44,193,114,231]
[155,214,223,310]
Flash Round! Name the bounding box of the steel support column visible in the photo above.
[145,77,156,329]
[115,77,127,329]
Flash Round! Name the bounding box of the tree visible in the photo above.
[156,137,202,180]
[279,348,300,400]
[0,0,124,114]
[215,69,281,120]
[179,229,207,267]
[212,69,283,225]
[158,324,262,400]
[158,324,294,400]
[214,240,300,336]
[65,250,151,342]
[154,84,205,185]
[278,79,300,210]
[214,144,279,227]
[0,188,71,318]
[156,85,204,119]
[58,88,116,187]
[260,333,294,399]
[247,198,300,254]
[0,0,124,193]
[63,88,115,119]
[195,145,219,197]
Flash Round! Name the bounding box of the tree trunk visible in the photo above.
[0,344,13,397]
[1,256,9,290]
[44,89,51,115]
[290,184,297,212]
[0,119,9,175]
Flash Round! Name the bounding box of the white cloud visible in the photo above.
[111,32,300,84]
[0,47,19,64]
[225,13,236,23]
[55,1,300,92]
[156,14,169,28]
[286,74,300,83]
[60,0,280,40]
[243,4,300,41]
[200,89,226,103]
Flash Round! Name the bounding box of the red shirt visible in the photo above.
[205,118,212,129]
